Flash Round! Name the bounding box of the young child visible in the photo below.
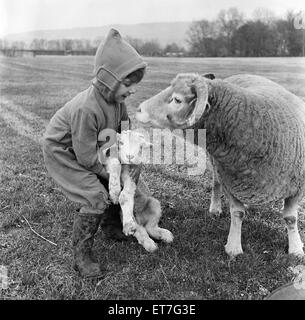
[42,29,148,278]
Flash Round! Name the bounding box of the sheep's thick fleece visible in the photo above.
[202,75,305,204]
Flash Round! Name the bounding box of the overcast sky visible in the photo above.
[0,0,304,37]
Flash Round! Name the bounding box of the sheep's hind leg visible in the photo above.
[209,165,222,216]
[283,197,304,256]
[225,197,245,257]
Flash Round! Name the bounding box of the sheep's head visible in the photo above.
[136,73,214,129]
[118,130,152,165]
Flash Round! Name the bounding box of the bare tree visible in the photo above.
[140,39,162,56]
[217,7,244,55]
[125,37,144,53]
[285,10,303,56]
[252,7,276,25]
[30,38,47,50]
[186,20,220,56]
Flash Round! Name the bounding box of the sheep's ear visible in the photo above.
[202,73,215,80]
[185,76,209,127]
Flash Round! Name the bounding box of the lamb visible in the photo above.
[135,73,305,257]
[98,129,173,252]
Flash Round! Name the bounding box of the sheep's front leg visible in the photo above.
[209,166,222,215]
[208,156,222,215]
[225,197,245,257]
[283,197,304,256]
[119,171,138,236]
[106,158,121,204]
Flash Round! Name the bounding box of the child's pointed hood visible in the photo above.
[93,29,147,102]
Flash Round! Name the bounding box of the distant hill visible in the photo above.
[3,22,192,48]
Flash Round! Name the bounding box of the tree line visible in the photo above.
[0,7,304,57]
[0,37,185,57]
[187,8,304,57]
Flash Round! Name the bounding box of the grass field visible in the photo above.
[1,55,305,300]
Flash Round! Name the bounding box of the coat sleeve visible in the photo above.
[71,109,106,176]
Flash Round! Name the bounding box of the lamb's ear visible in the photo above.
[202,73,215,80]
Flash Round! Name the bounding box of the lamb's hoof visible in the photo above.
[160,229,174,243]
[225,243,243,258]
[143,239,158,252]
[123,220,137,236]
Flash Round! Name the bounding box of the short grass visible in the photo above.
[0,55,305,300]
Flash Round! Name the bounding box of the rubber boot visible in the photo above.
[100,204,129,241]
[72,212,104,278]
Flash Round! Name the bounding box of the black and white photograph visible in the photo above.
[0,0,305,304]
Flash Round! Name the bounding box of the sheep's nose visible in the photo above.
[127,154,135,160]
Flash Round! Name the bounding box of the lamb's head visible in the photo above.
[118,130,152,165]
[136,73,214,129]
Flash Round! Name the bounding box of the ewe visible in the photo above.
[98,129,173,252]
[136,73,305,257]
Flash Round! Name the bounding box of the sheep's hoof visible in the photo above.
[225,243,243,257]
[143,239,158,252]
[123,220,137,236]
[160,229,174,243]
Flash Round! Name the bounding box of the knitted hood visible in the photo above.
[93,29,147,102]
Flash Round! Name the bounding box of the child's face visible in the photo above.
[114,78,137,103]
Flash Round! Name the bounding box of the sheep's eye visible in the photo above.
[174,97,182,104]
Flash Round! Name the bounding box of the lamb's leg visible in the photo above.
[142,197,173,243]
[209,167,223,215]
[119,171,158,252]
[283,197,304,256]
[119,170,137,236]
[107,158,121,204]
[225,197,245,257]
